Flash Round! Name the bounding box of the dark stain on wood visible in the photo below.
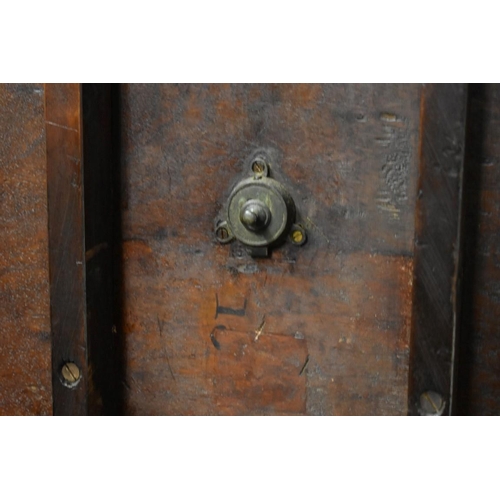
[215,294,247,318]
[456,84,500,415]
[209,325,225,350]
[82,84,122,415]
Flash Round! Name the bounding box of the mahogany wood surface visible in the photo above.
[1,83,492,415]
[45,84,88,415]
[0,84,52,415]
[118,84,422,415]
[407,83,468,415]
[44,84,119,415]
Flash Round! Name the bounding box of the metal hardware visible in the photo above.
[290,224,307,246]
[251,156,269,176]
[419,391,445,416]
[215,221,233,244]
[60,362,82,388]
[240,199,271,232]
[215,151,305,256]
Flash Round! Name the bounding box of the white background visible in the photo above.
[1,2,497,497]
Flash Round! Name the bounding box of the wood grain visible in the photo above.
[0,84,52,415]
[1,83,483,415]
[456,84,500,415]
[119,84,421,415]
[45,84,88,415]
[45,84,119,415]
[407,84,468,416]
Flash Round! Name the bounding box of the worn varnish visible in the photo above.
[45,84,88,415]
[44,84,120,415]
[2,83,487,415]
[457,84,500,415]
[0,84,52,415]
[119,84,421,415]
[407,84,468,416]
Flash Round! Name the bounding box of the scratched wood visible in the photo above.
[456,84,500,415]
[45,84,89,415]
[45,84,120,415]
[2,83,481,415]
[119,84,421,415]
[407,84,468,416]
[0,84,52,415]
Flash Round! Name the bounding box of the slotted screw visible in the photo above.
[61,362,81,387]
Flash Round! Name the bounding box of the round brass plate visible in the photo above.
[227,177,296,247]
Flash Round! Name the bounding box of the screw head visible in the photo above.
[215,222,233,244]
[216,227,228,240]
[60,362,81,388]
[251,158,267,175]
[419,391,445,416]
[290,225,307,246]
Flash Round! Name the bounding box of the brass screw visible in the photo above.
[61,362,81,387]
[419,391,445,416]
[291,226,306,246]
[292,230,304,244]
[216,226,229,240]
[251,159,267,174]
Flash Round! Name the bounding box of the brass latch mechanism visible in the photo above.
[214,151,306,257]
